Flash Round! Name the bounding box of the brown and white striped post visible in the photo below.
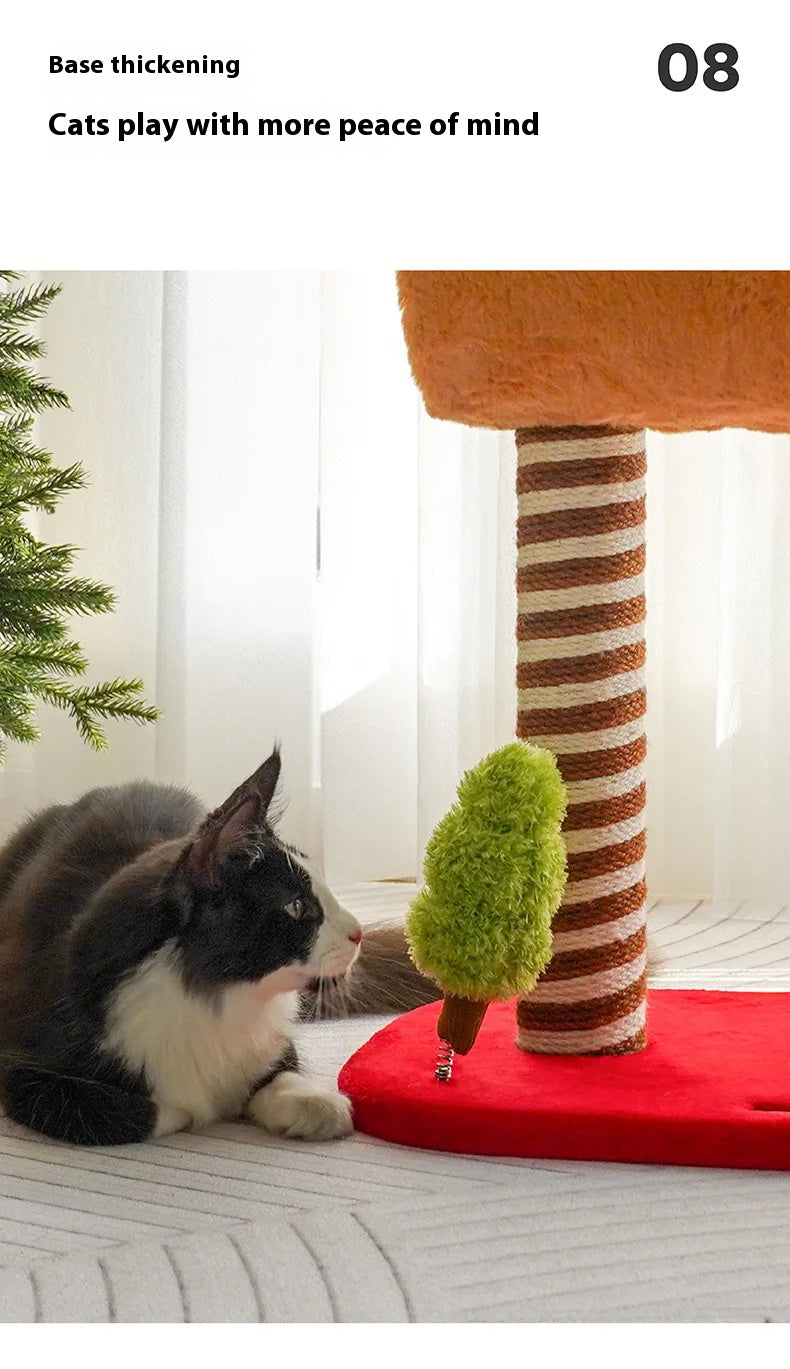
[514,426,647,1055]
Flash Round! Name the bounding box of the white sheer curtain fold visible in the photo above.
[646,429,790,903]
[317,272,419,879]
[2,271,789,902]
[416,417,515,856]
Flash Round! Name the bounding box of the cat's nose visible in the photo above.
[348,929,363,944]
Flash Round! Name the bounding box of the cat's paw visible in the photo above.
[248,1071,353,1141]
[153,1104,192,1138]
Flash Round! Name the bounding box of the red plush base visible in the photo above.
[338,990,790,1170]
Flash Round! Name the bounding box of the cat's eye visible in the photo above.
[285,897,305,920]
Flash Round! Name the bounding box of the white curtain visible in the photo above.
[2,271,789,903]
[645,429,790,904]
[0,271,513,883]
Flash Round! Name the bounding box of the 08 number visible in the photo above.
[658,43,739,92]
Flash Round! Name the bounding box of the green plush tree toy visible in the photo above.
[406,741,567,1079]
[0,272,158,752]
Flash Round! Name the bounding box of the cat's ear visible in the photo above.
[208,748,282,828]
[181,793,262,888]
[241,749,282,819]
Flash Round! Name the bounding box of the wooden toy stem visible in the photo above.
[438,991,487,1051]
[437,995,489,1054]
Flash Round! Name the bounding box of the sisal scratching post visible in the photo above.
[515,425,647,1055]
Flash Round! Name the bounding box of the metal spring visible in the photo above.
[435,1040,454,1082]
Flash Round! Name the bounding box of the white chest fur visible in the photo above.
[103,942,299,1126]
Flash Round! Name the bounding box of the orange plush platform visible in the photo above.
[397,271,790,433]
[339,990,790,1170]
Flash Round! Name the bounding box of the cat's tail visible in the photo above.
[302,923,664,1021]
[301,925,442,1021]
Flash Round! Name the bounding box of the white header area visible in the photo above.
[0,0,784,267]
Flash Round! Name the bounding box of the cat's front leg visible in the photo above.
[248,1070,353,1141]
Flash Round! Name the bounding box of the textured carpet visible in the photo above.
[1,886,790,1322]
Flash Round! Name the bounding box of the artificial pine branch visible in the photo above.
[0,271,159,753]
[0,333,46,363]
[0,363,69,413]
[0,463,87,515]
[0,280,64,324]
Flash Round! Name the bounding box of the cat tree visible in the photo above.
[396,270,790,1056]
[340,272,790,1167]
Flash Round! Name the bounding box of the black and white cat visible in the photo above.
[0,749,438,1147]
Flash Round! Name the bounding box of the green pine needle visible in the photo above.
[0,280,64,325]
[0,362,69,414]
[0,332,46,363]
[0,464,87,516]
[39,679,159,751]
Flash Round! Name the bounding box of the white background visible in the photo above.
[2,3,789,1360]
[1,0,786,267]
